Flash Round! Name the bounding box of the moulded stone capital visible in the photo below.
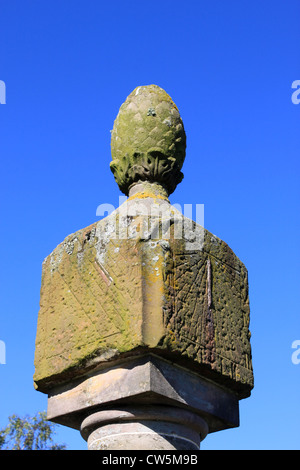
[46,355,239,434]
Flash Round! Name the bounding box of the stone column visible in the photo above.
[80,407,208,451]
[33,85,254,450]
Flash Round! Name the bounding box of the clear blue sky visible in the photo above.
[0,0,299,450]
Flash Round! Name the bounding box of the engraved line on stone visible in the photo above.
[83,249,130,312]
[94,258,114,285]
[90,431,199,449]
[46,333,122,361]
[176,332,252,371]
[57,262,123,339]
[89,245,142,324]
[56,269,99,336]
[207,258,212,308]
[175,258,205,309]
[74,242,129,330]
[92,239,141,307]
[175,250,241,276]
[190,268,206,324]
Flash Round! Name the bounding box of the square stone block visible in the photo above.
[34,196,253,399]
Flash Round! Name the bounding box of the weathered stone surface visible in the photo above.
[110,85,186,195]
[34,85,253,449]
[34,187,253,397]
[47,355,239,434]
[81,406,208,450]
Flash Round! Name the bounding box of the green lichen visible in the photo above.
[110,85,186,195]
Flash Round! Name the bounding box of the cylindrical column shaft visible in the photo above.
[80,406,208,451]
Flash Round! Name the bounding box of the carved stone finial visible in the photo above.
[110,85,186,196]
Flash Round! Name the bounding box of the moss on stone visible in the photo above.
[110,85,186,195]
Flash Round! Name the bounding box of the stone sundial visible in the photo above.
[34,85,253,450]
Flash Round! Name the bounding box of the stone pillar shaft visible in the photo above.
[81,407,208,451]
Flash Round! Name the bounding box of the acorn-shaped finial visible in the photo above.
[110,85,186,195]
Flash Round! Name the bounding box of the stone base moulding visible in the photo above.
[46,354,241,450]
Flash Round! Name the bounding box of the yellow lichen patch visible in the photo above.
[127,191,169,203]
[139,239,166,347]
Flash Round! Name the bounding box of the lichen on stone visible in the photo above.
[110,85,186,195]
